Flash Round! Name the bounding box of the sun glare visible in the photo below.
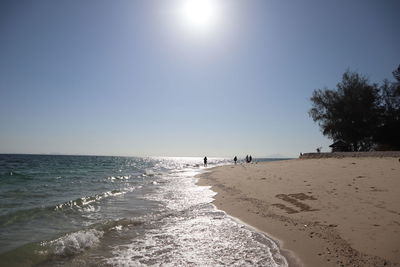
[178,0,220,32]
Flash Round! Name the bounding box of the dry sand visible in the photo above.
[197,157,400,267]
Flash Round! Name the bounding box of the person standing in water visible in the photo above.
[234,156,237,164]
[203,156,207,167]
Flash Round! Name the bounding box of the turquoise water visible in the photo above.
[0,154,288,266]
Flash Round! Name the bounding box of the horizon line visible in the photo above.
[0,152,293,159]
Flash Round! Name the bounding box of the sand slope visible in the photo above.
[198,158,400,267]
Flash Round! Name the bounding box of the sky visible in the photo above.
[0,0,399,158]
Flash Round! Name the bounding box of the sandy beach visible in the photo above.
[197,157,400,267]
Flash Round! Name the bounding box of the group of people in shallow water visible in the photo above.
[203,155,253,166]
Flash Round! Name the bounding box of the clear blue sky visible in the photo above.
[0,0,399,157]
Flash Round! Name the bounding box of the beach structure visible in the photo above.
[329,140,349,152]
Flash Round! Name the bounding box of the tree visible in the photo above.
[309,71,381,151]
[392,64,400,95]
[393,64,400,83]
[374,66,400,150]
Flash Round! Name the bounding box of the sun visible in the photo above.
[178,0,220,32]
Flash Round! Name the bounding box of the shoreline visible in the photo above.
[198,168,303,267]
[197,158,400,266]
[221,208,302,267]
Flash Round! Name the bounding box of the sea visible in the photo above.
[0,154,288,267]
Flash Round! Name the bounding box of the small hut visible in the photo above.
[329,140,349,152]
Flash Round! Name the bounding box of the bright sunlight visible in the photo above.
[178,0,220,33]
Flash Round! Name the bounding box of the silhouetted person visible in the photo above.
[245,155,249,163]
[203,156,207,167]
[234,156,237,164]
[249,155,252,163]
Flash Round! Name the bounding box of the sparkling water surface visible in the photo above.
[0,154,288,266]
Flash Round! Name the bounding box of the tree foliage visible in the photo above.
[374,66,400,150]
[309,67,400,151]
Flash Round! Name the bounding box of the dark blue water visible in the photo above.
[0,154,288,266]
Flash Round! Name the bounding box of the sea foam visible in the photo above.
[48,229,104,256]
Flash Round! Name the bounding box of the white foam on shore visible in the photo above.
[47,229,104,256]
[106,166,288,267]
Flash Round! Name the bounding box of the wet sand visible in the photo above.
[197,157,400,267]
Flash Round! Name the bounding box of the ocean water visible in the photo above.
[0,154,288,266]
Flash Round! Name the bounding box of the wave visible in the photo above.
[56,218,144,255]
[107,175,132,181]
[0,218,145,266]
[0,190,127,227]
[0,229,104,266]
[45,229,104,256]
[54,189,124,210]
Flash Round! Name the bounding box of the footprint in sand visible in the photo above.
[271,203,299,214]
[273,193,319,213]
